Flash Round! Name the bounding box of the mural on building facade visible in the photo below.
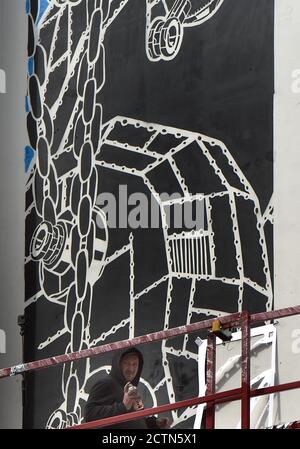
[25,0,274,428]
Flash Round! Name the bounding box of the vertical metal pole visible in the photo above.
[241,311,250,429]
[205,331,216,429]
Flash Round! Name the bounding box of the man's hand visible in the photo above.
[156,417,171,429]
[123,382,139,410]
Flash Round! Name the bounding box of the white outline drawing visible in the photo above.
[25,0,273,429]
[146,0,225,61]
[39,1,225,63]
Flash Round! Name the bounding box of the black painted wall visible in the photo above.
[24,0,274,428]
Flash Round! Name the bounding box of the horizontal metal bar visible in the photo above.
[251,380,300,398]
[1,305,300,379]
[0,313,242,379]
[251,305,300,323]
[69,379,300,430]
[68,388,243,429]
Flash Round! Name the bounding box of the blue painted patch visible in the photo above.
[37,0,49,24]
[25,96,30,113]
[28,57,34,76]
[24,146,35,173]
[25,0,30,15]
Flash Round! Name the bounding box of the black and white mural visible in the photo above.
[24,0,274,428]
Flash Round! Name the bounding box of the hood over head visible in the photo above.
[110,347,144,387]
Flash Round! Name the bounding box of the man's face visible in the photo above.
[120,353,139,382]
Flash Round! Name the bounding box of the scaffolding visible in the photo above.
[1,305,300,429]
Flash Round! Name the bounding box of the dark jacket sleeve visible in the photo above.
[84,379,128,422]
[146,416,160,429]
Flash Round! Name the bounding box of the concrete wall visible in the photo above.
[0,0,27,429]
[275,0,300,424]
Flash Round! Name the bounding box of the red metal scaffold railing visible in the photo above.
[1,305,300,429]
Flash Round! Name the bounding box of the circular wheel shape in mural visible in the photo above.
[146,0,225,61]
[160,17,184,60]
[46,409,68,429]
[30,221,67,269]
[147,16,166,61]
